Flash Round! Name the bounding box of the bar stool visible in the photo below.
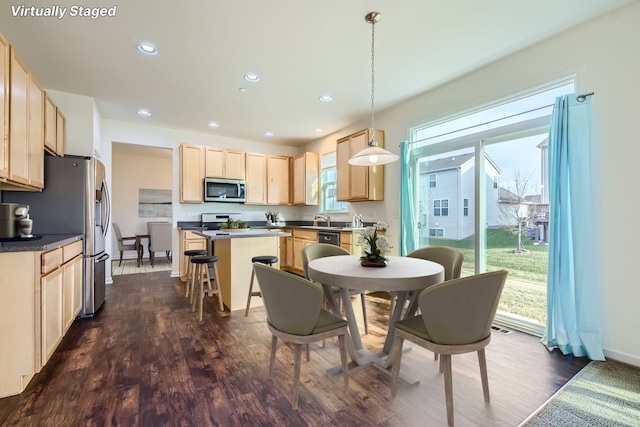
[184,249,207,298]
[190,255,224,322]
[245,255,278,316]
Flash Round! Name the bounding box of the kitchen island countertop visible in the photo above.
[193,229,291,239]
[0,234,83,252]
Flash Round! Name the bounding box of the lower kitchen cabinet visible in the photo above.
[179,229,207,281]
[291,229,317,274]
[0,238,82,399]
[41,266,63,364]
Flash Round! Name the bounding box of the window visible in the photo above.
[463,198,469,216]
[493,176,498,189]
[320,152,347,212]
[429,228,444,237]
[429,173,437,188]
[434,199,449,216]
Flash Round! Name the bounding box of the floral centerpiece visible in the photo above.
[357,221,391,267]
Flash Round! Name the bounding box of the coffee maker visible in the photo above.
[0,203,30,238]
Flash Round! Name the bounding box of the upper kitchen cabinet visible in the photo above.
[28,75,44,189]
[44,93,65,156]
[0,33,9,180]
[205,147,245,180]
[267,155,290,205]
[244,152,267,204]
[292,152,319,206]
[179,143,205,203]
[0,33,48,191]
[336,128,385,202]
[245,153,291,206]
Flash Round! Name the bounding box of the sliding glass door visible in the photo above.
[410,81,573,335]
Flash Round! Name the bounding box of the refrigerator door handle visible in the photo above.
[101,178,111,238]
[96,253,110,263]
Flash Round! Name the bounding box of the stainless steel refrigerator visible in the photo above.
[3,155,111,317]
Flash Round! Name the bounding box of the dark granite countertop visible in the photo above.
[0,234,83,253]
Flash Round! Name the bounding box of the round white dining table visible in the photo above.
[308,255,444,374]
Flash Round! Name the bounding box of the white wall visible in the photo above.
[305,2,640,365]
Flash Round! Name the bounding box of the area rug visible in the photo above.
[520,360,640,427]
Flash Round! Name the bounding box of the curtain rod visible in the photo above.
[403,91,595,146]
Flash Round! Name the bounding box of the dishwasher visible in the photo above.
[318,231,340,246]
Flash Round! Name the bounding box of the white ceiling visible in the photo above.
[1,1,633,147]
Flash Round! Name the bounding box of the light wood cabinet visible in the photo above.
[245,153,291,206]
[292,229,317,273]
[178,230,207,281]
[1,43,45,191]
[245,152,267,204]
[62,241,83,331]
[336,128,385,202]
[0,33,9,179]
[41,240,83,365]
[293,152,319,206]
[8,49,29,186]
[44,93,64,156]
[205,147,245,180]
[41,265,63,364]
[55,108,65,155]
[0,251,37,399]
[267,155,290,205]
[179,143,205,203]
[28,76,44,188]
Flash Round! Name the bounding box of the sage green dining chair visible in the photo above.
[302,243,369,335]
[390,270,508,427]
[252,262,349,410]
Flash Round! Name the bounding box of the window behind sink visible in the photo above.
[321,152,347,212]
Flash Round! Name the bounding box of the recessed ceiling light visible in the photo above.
[264,131,274,137]
[136,42,158,56]
[314,128,324,133]
[238,87,247,92]
[208,121,219,128]
[138,109,151,116]
[319,95,333,102]
[244,73,260,83]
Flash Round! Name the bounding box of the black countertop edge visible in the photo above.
[0,234,83,253]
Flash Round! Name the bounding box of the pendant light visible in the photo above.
[348,12,399,167]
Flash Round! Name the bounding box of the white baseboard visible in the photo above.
[603,349,640,367]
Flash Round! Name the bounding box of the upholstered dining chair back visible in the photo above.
[301,243,350,280]
[302,243,370,334]
[418,270,508,345]
[253,262,324,335]
[407,246,464,281]
[113,222,136,266]
[148,222,172,266]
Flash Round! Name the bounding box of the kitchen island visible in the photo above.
[193,229,291,312]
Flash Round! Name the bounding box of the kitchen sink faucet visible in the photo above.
[314,213,331,226]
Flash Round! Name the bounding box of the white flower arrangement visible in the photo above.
[357,221,391,262]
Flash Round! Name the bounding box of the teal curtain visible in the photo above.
[544,93,604,360]
[399,141,416,256]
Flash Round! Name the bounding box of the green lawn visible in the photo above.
[420,228,548,324]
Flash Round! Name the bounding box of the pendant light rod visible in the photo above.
[348,11,399,166]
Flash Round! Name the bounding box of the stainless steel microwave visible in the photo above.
[204,178,246,203]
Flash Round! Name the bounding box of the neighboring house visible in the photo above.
[418,153,502,240]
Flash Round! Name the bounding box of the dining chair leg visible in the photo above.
[292,343,303,410]
[338,334,349,393]
[269,335,278,378]
[118,251,123,266]
[477,348,490,403]
[442,354,454,427]
[390,336,405,398]
[306,344,310,362]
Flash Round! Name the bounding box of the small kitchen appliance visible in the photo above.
[0,203,30,238]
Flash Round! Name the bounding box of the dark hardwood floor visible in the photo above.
[0,271,588,426]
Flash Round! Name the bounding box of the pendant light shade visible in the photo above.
[348,12,399,167]
[348,139,399,166]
